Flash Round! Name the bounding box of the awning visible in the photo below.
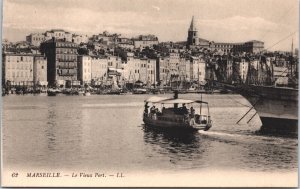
[160,98,195,104]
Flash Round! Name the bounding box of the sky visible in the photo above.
[2,0,299,51]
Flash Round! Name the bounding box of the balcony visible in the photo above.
[57,58,77,62]
[57,65,77,69]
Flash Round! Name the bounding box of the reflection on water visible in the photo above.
[45,107,57,152]
[142,125,210,169]
[2,94,298,173]
[256,125,298,138]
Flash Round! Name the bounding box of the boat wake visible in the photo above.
[198,130,292,146]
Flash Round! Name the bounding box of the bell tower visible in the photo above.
[187,16,199,49]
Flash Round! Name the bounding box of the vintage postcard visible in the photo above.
[1,0,298,187]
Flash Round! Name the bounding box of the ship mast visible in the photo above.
[291,38,293,76]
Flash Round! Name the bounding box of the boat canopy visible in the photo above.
[145,96,208,104]
[160,98,195,104]
[145,96,171,103]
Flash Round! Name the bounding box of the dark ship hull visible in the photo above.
[243,85,298,132]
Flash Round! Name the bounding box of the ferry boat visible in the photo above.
[143,93,212,132]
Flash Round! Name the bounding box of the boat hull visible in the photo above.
[244,86,298,131]
[143,116,211,132]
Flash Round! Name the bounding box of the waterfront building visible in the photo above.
[107,55,122,84]
[133,35,159,49]
[146,58,156,85]
[78,55,92,85]
[235,58,249,83]
[226,59,233,83]
[188,56,206,84]
[169,52,180,75]
[139,58,148,84]
[184,58,191,82]
[40,38,79,87]
[26,33,45,47]
[91,56,108,86]
[2,53,34,87]
[178,56,188,81]
[157,57,170,86]
[33,55,48,87]
[123,53,141,84]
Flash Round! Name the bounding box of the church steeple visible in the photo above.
[189,16,197,31]
[187,16,199,49]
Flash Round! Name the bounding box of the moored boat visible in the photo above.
[133,88,147,94]
[84,92,91,96]
[143,94,212,132]
[47,88,60,96]
[242,85,298,132]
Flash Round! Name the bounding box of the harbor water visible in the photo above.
[2,94,297,174]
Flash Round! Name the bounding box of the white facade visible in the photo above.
[26,33,45,46]
[3,54,34,85]
[126,56,141,83]
[239,59,249,83]
[147,59,156,85]
[226,59,233,82]
[78,56,92,84]
[91,57,108,82]
[72,35,89,44]
[33,55,47,86]
[45,30,72,42]
[186,57,206,84]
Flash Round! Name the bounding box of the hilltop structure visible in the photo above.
[186,16,264,53]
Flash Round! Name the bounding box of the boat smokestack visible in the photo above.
[173,90,179,108]
[174,90,178,99]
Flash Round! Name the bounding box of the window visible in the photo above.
[21,57,23,61]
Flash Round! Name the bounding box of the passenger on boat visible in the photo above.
[182,104,188,114]
[144,102,150,114]
[150,106,156,113]
[162,107,166,114]
[190,106,195,118]
[155,107,162,116]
